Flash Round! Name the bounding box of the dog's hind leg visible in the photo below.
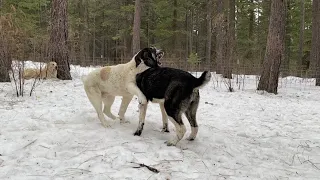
[134,102,148,136]
[102,93,117,120]
[86,88,110,128]
[118,95,133,123]
[164,101,186,146]
[159,102,169,132]
[185,92,200,141]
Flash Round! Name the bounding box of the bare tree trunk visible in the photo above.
[206,0,213,66]
[215,0,227,75]
[48,0,71,80]
[0,35,11,82]
[247,0,254,62]
[132,0,142,55]
[298,0,305,77]
[189,9,193,55]
[282,0,291,77]
[310,0,320,86]
[172,0,178,56]
[226,0,236,77]
[257,0,286,94]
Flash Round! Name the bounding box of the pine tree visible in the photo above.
[47,0,71,80]
[257,0,286,94]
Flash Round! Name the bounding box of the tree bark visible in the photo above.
[226,0,235,78]
[172,0,178,56]
[206,0,213,66]
[0,35,11,82]
[282,0,291,77]
[257,0,286,94]
[216,0,228,76]
[310,0,320,86]
[247,0,254,61]
[132,0,142,55]
[298,0,305,76]
[48,0,71,80]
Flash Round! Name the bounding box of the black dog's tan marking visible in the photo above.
[135,67,211,146]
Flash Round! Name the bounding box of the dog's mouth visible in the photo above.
[157,60,162,66]
[55,66,58,70]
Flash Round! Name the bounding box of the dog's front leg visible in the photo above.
[118,96,133,124]
[126,83,147,105]
[134,102,148,136]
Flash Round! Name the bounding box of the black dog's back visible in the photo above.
[136,67,209,102]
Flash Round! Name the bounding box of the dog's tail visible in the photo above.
[194,71,211,89]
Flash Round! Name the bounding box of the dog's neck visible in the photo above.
[126,57,149,74]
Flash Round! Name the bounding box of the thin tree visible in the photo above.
[172,0,178,56]
[0,34,11,82]
[282,0,291,77]
[298,0,305,76]
[227,0,236,76]
[310,0,320,86]
[132,0,142,55]
[48,0,71,80]
[206,0,213,67]
[257,0,286,94]
[216,0,231,78]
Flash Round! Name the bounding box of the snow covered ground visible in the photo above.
[0,63,320,179]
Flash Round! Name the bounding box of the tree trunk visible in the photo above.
[0,35,11,82]
[132,0,142,55]
[48,0,71,80]
[206,0,213,66]
[172,0,178,56]
[298,0,305,77]
[257,0,286,94]
[247,0,254,62]
[282,0,291,77]
[226,0,236,78]
[189,9,193,56]
[216,0,228,76]
[310,0,320,86]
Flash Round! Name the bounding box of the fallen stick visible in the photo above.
[130,162,159,173]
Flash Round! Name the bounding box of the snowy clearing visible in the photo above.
[1,63,320,180]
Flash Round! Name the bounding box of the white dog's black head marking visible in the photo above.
[135,47,164,67]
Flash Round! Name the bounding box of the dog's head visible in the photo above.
[47,61,58,71]
[134,47,164,68]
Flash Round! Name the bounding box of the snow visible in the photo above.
[1,63,320,179]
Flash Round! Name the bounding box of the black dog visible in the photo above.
[134,67,211,146]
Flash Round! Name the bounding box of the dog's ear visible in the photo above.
[135,58,141,67]
[134,48,150,67]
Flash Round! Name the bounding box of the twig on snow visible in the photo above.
[302,157,320,170]
[77,155,103,168]
[22,139,37,149]
[130,162,160,173]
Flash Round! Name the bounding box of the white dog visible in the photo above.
[81,47,164,127]
[23,61,58,80]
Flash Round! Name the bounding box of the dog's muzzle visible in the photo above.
[156,50,163,66]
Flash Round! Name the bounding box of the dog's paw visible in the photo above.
[134,129,142,136]
[165,139,178,146]
[120,119,130,124]
[186,137,195,141]
[138,95,147,105]
[101,122,111,128]
[161,128,170,133]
